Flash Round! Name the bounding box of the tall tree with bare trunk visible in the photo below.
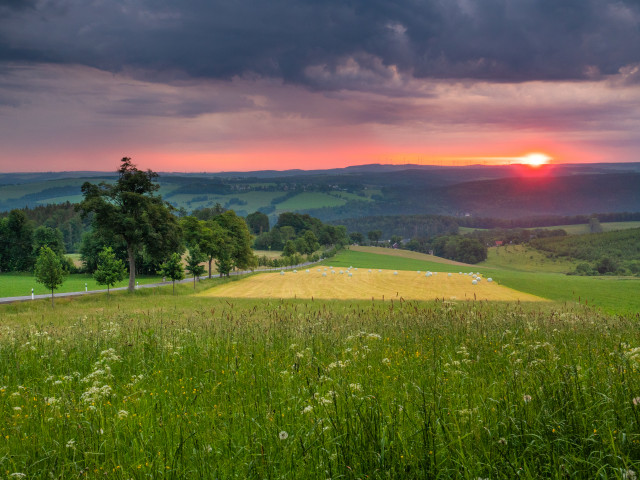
[79,158,181,292]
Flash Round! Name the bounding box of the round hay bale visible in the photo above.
[472,279,478,285]
[487,278,493,282]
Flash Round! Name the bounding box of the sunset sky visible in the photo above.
[1,0,640,172]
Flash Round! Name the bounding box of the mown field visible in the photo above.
[1,283,640,479]
[199,268,543,302]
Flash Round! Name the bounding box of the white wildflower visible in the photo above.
[302,405,314,414]
[279,431,288,440]
[382,358,391,365]
[117,410,129,419]
[99,348,121,363]
[80,384,113,404]
[523,395,532,403]
[66,439,76,449]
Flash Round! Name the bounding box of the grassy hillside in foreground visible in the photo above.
[490,269,640,315]
[1,292,639,478]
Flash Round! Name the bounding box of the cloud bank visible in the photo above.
[0,0,639,171]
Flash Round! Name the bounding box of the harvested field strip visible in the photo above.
[198,268,545,302]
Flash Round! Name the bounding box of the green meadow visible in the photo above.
[320,249,477,274]
[1,283,640,479]
[1,247,640,478]
[276,192,348,211]
[0,273,162,298]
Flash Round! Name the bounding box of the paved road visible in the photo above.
[0,261,322,305]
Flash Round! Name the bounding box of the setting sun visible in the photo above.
[520,152,552,167]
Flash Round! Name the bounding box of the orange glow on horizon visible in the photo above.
[82,142,595,174]
[518,152,552,167]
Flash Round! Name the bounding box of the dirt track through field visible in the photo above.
[198,268,545,302]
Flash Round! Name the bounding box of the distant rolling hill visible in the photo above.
[1,164,640,221]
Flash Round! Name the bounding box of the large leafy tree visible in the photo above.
[181,215,226,278]
[34,246,67,307]
[214,210,256,275]
[181,211,255,278]
[79,158,181,292]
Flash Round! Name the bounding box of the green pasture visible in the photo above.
[0,177,113,203]
[276,192,348,211]
[322,248,487,274]
[35,194,84,206]
[0,273,163,297]
[167,191,282,213]
[1,287,640,478]
[491,269,640,315]
[329,191,373,202]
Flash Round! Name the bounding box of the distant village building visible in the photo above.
[495,241,504,246]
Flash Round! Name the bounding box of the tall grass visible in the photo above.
[1,294,639,478]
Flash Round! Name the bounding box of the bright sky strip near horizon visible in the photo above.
[1,0,639,172]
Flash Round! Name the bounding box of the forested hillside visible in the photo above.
[531,228,640,275]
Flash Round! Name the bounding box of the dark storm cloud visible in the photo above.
[1,0,639,88]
